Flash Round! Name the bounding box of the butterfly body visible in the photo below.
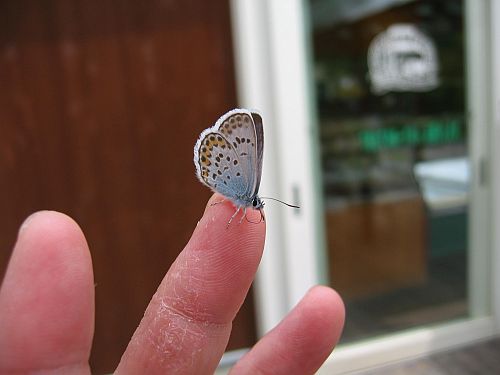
[194,108,265,224]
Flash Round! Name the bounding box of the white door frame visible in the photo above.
[229,0,500,373]
[490,0,500,331]
[230,0,326,333]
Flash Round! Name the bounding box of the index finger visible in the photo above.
[115,194,265,374]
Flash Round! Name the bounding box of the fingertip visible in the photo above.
[17,210,87,248]
[306,285,345,323]
[160,193,266,324]
[13,211,92,282]
[230,285,345,375]
[303,286,345,345]
[15,210,93,296]
[201,194,266,236]
[10,210,93,299]
[0,211,94,372]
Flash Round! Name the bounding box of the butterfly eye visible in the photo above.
[252,198,258,207]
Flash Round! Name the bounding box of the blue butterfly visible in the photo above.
[194,109,265,225]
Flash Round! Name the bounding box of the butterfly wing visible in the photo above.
[216,109,261,199]
[194,109,262,207]
[250,111,264,195]
[194,134,255,207]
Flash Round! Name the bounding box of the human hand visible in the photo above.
[0,194,344,374]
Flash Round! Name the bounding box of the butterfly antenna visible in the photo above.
[261,197,300,209]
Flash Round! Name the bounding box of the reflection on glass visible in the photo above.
[308,0,467,342]
[368,23,439,94]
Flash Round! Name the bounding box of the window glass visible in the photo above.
[308,0,468,342]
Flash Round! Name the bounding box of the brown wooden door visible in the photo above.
[0,1,256,372]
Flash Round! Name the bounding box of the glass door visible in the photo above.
[307,0,477,343]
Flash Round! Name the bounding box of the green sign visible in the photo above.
[359,119,463,152]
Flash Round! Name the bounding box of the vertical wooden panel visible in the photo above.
[0,1,256,372]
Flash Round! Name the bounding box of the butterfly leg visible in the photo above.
[210,199,226,207]
[239,207,247,224]
[226,206,241,228]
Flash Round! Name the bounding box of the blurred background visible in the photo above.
[311,0,467,341]
[1,0,499,374]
